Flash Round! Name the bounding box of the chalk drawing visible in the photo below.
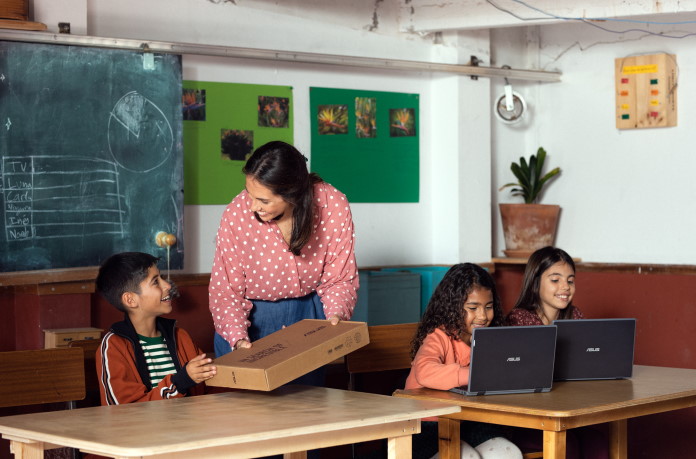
[107,91,174,173]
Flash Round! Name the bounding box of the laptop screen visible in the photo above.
[553,318,636,381]
[452,325,557,396]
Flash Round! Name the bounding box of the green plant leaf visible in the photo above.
[500,147,560,204]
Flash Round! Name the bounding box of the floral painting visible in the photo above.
[355,97,376,138]
[221,129,254,161]
[182,88,206,121]
[258,96,289,128]
[389,108,416,136]
[317,104,348,135]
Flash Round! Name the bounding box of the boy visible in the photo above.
[95,252,216,405]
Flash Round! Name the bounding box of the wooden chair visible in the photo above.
[343,323,418,458]
[345,322,418,392]
[0,347,85,409]
[0,348,86,458]
[69,338,102,407]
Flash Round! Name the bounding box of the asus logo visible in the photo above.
[586,347,600,352]
[506,357,520,362]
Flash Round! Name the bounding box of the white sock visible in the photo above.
[474,437,522,459]
[428,440,481,459]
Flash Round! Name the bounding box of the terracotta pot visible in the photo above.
[499,203,561,258]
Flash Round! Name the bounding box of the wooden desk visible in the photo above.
[0,385,459,459]
[394,365,696,459]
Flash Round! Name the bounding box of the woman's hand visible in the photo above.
[328,314,341,325]
[234,339,252,349]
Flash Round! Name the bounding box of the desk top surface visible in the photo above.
[0,385,459,456]
[394,365,696,417]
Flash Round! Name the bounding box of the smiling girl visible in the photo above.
[505,247,608,459]
[505,246,583,326]
[406,263,522,459]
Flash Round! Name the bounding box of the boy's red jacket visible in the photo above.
[97,316,206,405]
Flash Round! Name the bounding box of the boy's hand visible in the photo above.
[186,353,217,384]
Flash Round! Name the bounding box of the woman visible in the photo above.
[209,141,359,358]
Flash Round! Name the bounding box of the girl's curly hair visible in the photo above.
[410,263,503,360]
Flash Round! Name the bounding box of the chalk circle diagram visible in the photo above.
[107,91,174,173]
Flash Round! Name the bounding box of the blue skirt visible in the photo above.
[213,292,326,386]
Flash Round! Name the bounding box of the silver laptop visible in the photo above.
[449,325,557,396]
[552,318,636,381]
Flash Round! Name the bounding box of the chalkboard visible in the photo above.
[0,41,184,272]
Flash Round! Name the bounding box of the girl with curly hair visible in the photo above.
[405,263,522,459]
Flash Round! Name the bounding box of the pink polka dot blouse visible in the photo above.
[208,182,359,347]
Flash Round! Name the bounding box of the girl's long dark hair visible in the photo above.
[410,263,503,359]
[511,246,579,319]
[243,141,323,255]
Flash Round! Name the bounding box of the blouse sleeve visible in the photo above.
[315,192,359,321]
[208,207,254,348]
[409,332,469,390]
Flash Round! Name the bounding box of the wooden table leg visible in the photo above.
[609,419,628,459]
[387,434,412,459]
[438,418,461,459]
[10,440,44,459]
[543,430,566,459]
[284,451,307,459]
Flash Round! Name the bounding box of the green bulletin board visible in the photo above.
[183,81,293,204]
[310,87,419,203]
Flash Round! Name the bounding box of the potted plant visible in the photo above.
[498,147,561,258]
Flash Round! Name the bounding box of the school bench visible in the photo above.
[0,347,85,459]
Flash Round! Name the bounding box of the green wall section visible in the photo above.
[183,81,293,205]
[310,87,419,203]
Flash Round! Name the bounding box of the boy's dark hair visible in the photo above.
[243,141,323,256]
[410,263,503,359]
[96,252,160,312]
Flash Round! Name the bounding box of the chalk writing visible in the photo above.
[1,156,125,242]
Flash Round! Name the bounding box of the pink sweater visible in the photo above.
[405,328,471,391]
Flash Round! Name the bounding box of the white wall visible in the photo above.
[492,22,696,264]
[33,0,493,273]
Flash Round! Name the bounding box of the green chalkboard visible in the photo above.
[0,41,184,272]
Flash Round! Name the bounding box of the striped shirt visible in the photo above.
[138,334,176,386]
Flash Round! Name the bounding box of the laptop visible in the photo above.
[449,325,557,396]
[552,318,636,381]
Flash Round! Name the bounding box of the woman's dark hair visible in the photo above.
[243,141,323,255]
[512,246,578,319]
[410,263,503,359]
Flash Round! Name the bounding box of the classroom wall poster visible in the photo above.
[310,87,419,203]
[183,81,294,204]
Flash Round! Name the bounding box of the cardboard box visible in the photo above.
[208,320,369,391]
[44,327,103,348]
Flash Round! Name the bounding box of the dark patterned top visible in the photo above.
[505,306,584,326]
